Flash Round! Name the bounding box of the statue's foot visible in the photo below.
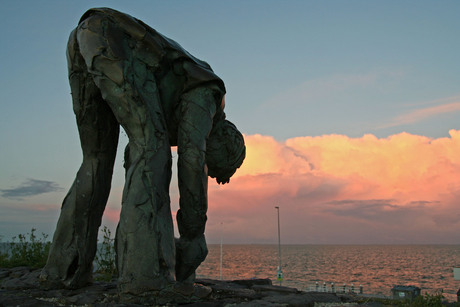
[39,268,92,290]
[39,272,61,290]
[39,274,93,290]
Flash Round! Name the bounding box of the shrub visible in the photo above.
[357,289,449,307]
[0,228,50,268]
[406,290,444,307]
[94,226,117,280]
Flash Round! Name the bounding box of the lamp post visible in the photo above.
[220,222,223,280]
[275,206,282,286]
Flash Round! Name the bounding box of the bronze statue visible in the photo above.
[40,7,245,295]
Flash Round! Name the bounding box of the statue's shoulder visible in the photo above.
[79,7,119,24]
[79,8,147,40]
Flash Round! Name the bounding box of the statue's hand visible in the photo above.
[175,235,208,282]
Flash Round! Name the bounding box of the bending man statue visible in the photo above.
[41,7,245,294]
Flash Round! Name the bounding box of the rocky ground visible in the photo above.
[0,266,370,306]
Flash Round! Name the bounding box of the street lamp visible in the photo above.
[220,222,223,280]
[275,206,282,286]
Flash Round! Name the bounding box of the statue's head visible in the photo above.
[206,120,245,184]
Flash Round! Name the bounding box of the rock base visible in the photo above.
[0,267,358,306]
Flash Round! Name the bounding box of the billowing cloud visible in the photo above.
[204,130,460,244]
[0,179,63,200]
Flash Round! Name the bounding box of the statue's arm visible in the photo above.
[176,89,217,238]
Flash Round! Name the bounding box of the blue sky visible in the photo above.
[0,1,459,243]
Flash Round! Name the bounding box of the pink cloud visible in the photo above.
[204,130,460,244]
[382,101,460,128]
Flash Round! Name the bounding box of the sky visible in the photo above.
[0,1,459,244]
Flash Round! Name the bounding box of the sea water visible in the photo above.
[196,244,460,302]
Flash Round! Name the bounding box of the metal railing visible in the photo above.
[306,282,363,294]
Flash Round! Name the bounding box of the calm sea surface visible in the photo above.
[197,244,460,302]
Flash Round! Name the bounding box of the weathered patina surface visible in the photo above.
[41,7,245,294]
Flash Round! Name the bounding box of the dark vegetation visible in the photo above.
[93,225,117,280]
[0,228,50,268]
[0,227,116,280]
[357,290,453,306]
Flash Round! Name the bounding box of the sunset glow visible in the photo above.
[204,130,460,244]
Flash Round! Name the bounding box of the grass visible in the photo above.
[93,225,117,281]
[0,226,117,281]
[0,228,50,268]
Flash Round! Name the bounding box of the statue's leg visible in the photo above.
[74,14,175,294]
[41,29,119,289]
